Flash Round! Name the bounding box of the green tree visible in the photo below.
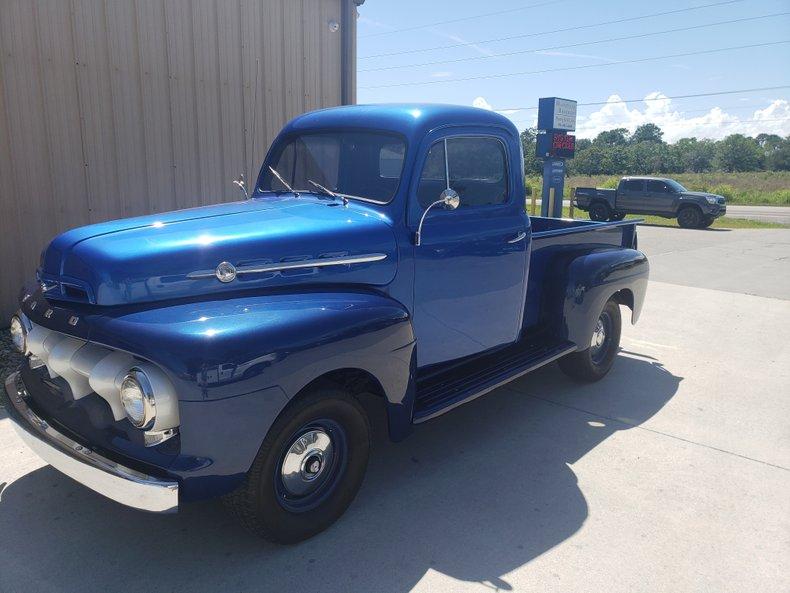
[673,137,716,172]
[519,128,543,176]
[765,136,790,171]
[715,134,763,172]
[572,144,607,175]
[630,123,664,144]
[594,128,629,146]
[628,142,677,174]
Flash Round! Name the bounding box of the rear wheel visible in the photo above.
[559,299,622,382]
[589,201,611,222]
[677,206,703,229]
[610,212,626,221]
[224,386,371,544]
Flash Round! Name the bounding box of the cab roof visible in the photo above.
[280,103,519,144]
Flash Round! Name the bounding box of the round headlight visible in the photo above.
[10,315,26,353]
[120,369,156,429]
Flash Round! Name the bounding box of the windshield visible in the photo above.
[666,179,687,192]
[260,131,406,204]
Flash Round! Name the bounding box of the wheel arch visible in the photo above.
[561,249,649,349]
[290,367,394,442]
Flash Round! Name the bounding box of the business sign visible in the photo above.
[536,131,576,158]
[537,97,577,131]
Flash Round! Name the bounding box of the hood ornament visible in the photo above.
[215,262,237,283]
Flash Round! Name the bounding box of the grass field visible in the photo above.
[526,171,790,207]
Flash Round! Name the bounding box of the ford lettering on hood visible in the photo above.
[38,195,397,306]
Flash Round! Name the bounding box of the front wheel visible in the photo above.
[610,212,626,221]
[701,216,715,228]
[223,386,371,544]
[677,206,703,229]
[559,299,622,382]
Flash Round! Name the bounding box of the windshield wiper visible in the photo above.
[268,166,298,196]
[308,180,348,206]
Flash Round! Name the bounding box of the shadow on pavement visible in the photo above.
[0,354,679,593]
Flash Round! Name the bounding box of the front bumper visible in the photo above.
[3,372,178,513]
[705,203,726,217]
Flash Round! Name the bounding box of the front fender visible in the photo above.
[37,290,415,500]
[561,248,649,349]
[85,291,414,403]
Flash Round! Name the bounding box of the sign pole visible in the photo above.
[536,97,577,218]
[540,160,566,217]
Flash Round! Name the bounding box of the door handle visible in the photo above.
[507,231,527,244]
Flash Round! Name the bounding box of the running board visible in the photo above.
[413,340,576,423]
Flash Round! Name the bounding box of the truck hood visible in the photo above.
[39,195,398,306]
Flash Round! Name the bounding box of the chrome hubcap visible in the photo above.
[280,429,334,496]
[591,318,606,350]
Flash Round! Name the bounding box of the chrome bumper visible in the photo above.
[3,372,178,513]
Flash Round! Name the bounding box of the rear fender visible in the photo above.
[558,249,649,349]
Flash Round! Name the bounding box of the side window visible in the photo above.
[447,137,507,207]
[417,141,447,208]
[622,179,643,192]
[379,142,405,179]
[417,136,508,208]
[647,180,669,193]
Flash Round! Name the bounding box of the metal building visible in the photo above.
[0,0,360,321]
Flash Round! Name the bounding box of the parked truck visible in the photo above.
[574,176,727,228]
[4,104,649,543]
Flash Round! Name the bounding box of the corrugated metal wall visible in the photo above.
[0,0,355,322]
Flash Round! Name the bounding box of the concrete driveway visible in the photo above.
[1,227,788,593]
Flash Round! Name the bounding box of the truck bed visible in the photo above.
[524,216,639,330]
[573,186,615,210]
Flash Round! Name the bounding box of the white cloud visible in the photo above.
[473,96,494,110]
[472,96,521,116]
[430,71,452,78]
[575,93,790,141]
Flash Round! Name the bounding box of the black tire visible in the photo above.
[559,299,622,382]
[701,216,715,228]
[610,212,626,221]
[589,201,611,222]
[223,386,371,544]
[677,206,703,229]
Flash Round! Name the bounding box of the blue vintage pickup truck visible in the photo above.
[4,104,648,543]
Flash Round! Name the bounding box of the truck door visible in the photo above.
[616,178,646,212]
[645,179,676,214]
[410,134,529,367]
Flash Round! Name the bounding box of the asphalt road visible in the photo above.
[723,204,790,224]
[541,200,790,224]
[1,227,788,593]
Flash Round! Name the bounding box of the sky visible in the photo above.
[355,0,790,141]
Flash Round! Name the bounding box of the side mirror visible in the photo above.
[415,188,460,246]
[233,174,249,199]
